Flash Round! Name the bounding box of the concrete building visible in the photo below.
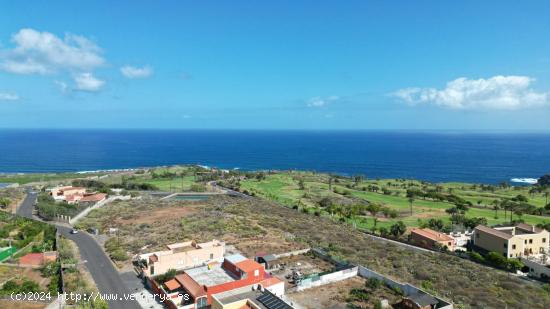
[473,224,549,258]
[521,255,550,279]
[138,240,225,277]
[410,228,456,251]
[154,254,284,309]
[49,186,87,202]
[211,288,292,309]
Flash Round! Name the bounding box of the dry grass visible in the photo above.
[0,300,47,309]
[286,276,401,309]
[79,194,550,308]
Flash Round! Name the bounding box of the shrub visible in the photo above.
[110,249,128,261]
[486,252,508,269]
[348,288,369,302]
[468,251,485,263]
[190,184,207,192]
[367,277,382,290]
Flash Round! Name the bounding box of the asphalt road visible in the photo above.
[16,190,141,309]
[16,189,37,218]
[57,226,141,309]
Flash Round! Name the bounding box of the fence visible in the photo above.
[295,265,358,291]
[69,195,131,225]
[308,248,453,309]
[357,266,453,309]
[273,248,311,259]
[0,246,17,262]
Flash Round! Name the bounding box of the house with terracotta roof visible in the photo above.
[473,223,549,258]
[153,254,284,309]
[137,240,225,277]
[49,186,87,202]
[79,192,107,203]
[410,228,456,251]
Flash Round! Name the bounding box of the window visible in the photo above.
[196,297,207,308]
[504,243,507,248]
[512,244,516,250]
[543,238,547,243]
[254,269,259,277]
[529,239,533,244]
[210,253,214,259]
[150,266,154,275]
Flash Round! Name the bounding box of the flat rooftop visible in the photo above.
[185,264,237,286]
[215,287,266,307]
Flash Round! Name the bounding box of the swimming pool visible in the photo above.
[170,194,212,201]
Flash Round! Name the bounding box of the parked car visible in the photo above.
[70,229,79,234]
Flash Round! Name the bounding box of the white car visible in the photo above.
[70,229,79,234]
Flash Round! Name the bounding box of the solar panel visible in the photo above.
[256,290,294,309]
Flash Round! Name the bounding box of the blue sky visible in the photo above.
[1,1,550,130]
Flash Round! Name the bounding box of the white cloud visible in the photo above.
[0,92,19,101]
[0,28,104,75]
[307,95,340,108]
[120,65,153,79]
[393,76,550,110]
[73,73,104,92]
[54,80,69,93]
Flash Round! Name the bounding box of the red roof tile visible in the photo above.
[80,193,106,202]
[235,259,262,273]
[164,279,181,291]
[175,273,206,298]
[411,228,454,242]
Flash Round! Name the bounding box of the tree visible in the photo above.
[538,174,550,187]
[486,252,508,269]
[298,179,305,190]
[491,200,500,218]
[408,198,414,216]
[318,197,332,208]
[367,203,381,218]
[507,259,524,272]
[513,194,528,203]
[378,227,389,237]
[0,197,10,209]
[390,221,406,238]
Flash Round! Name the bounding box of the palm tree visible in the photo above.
[545,191,549,207]
[491,200,500,218]
[408,198,415,216]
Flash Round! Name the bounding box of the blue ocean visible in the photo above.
[0,129,549,184]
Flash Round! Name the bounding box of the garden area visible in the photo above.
[0,211,56,261]
[233,172,550,233]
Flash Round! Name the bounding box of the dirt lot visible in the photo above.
[0,265,50,289]
[0,300,47,309]
[233,235,307,258]
[0,187,25,214]
[115,204,198,225]
[78,195,307,267]
[286,276,402,309]
[270,254,335,289]
[78,194,550,308]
